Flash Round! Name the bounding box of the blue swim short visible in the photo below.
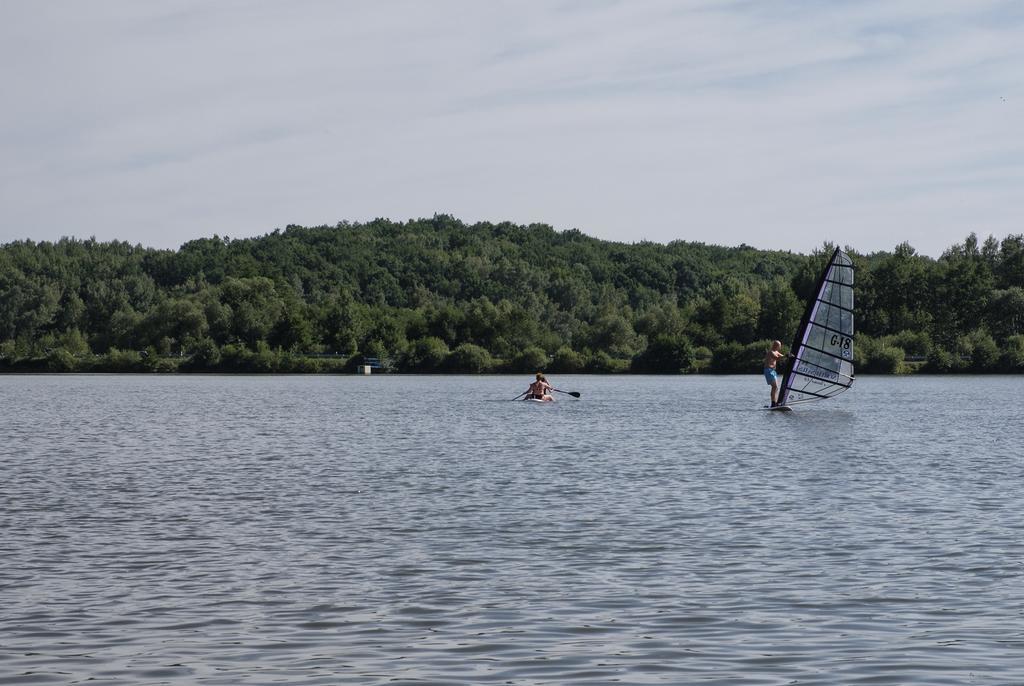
[763,368,778,385]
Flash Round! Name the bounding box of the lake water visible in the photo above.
[2,374,1023,685]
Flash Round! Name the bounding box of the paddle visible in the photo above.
[511,391,528,401]
[552,388,581,398]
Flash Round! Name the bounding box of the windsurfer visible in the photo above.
[525,372,554,401]
[763,340,788,407]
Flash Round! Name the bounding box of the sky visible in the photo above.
[1,0,1021,257]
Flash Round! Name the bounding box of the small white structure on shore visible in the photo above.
[357,356,382,375]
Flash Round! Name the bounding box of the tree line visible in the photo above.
[1,216,1022,373]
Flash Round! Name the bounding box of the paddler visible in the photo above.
[525,372,554,401]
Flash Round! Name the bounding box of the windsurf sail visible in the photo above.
[778,247,855,406]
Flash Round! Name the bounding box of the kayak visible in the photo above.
[523,397,553,403]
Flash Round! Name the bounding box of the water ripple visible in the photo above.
[2,375,1023,684]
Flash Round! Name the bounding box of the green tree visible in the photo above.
[219,277,284,347]
[924,346,959,373]
[858,242,934,336]
[586,312,641,359]
[508,346,549,373]
[883,330,932,358]
[445,343,493,373]
[142,298,208,348]
[861,343,905,374]
[183,336,222,369]
[319,290,368,355]
[550,346,585,373]
[986,288,1024,341]
[756,277,801,342]
[996,235,1024,288]
[58,328,91,356]
[586,350,627,373]
[936,234,995,341]
[958,329,999,372]
[403,337,450,371]
[631,334,694,373]
[710,341,766,373]
[999,335,1024,371]
[107,307,142,350]
[269,305,315,352]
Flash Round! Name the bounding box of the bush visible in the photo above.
[218,344,254,372]
[282,356,323,373]
[182,337,221,371]
[148,357,180,373]
[631,334,694,373]
[403,336,450,372]
[318,357,350,374]
[445,343,493,373]
[550,346,585,373]
[924,347,959,373]
[102,348,145,372]
[710,340,766,373]
[1000,335,1024,372]
[209,343,290,373]
[58,329,91,356]
[251,342,284,373]
[958,330,999,372]
[46,348,78,372]
[857,335,905,373]
[586,350,629,373]
[862,344,905,373]
[507,346,549,373]
[0,340,16,361]
[883,330,932,358]
[692,346,713,373]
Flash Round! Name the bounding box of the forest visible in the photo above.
[1,215,1023,374]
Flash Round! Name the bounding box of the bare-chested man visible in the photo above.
[763,340,788,407]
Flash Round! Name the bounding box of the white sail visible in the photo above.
[779,248,855,406]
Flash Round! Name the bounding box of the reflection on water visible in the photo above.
[2,374,1023,684]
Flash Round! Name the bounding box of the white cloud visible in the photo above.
[0,0,1021,256]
